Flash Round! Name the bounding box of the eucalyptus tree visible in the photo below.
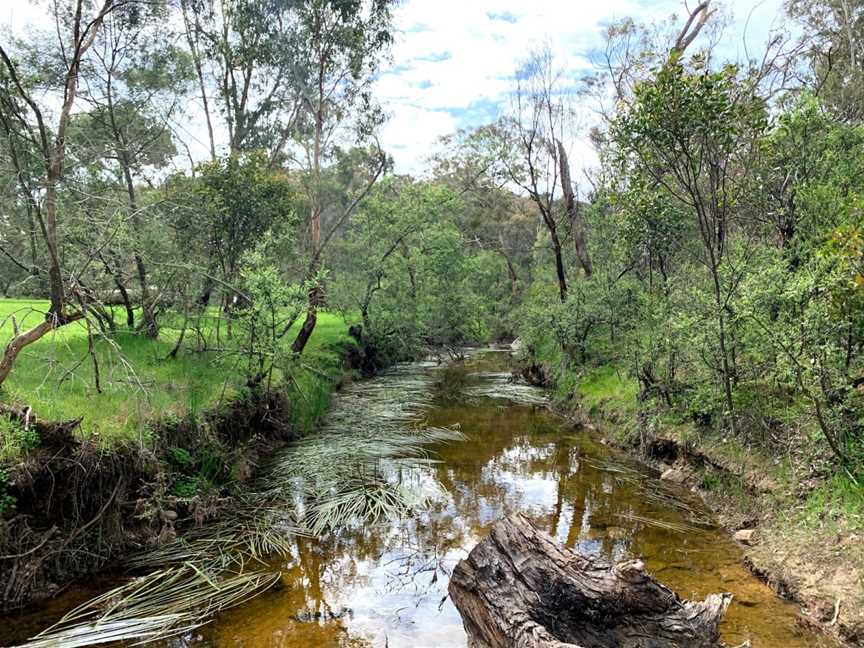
[0,0,117,387]
[331,179,494,358]
[172,0,309,310]
[432,128,539,302]
[739,96,864,473]
[287,0,394,355]
[492,45,592,304]
[787,0,864,121]
[0,109,41,293]
[167,151,298,310]
[179,0,304,155]
[611,61,768,436]
[75,1,190,335]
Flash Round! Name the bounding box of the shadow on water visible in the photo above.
[4,350,835,647]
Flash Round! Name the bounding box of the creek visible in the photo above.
[4,349,834,647]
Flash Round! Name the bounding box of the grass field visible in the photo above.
[0,299,353,448]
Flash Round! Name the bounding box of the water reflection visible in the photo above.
[192,354,829,648]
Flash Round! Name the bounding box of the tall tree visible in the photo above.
[181,0,305,155]
[0,0,116,386]
[612,61,767,436]
[787,0,864,121]
[494,45,590,303]
[289,0,394,355]
[432,128,539,302]
[80,1,189,336]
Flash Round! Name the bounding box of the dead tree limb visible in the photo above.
[671,1,716,59]
[556,140,592,278]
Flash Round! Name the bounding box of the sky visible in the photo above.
[375,0,788,175]
[1,0,788,176]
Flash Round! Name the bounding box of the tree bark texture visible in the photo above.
[556,141,592,278]
[449,514,731,648]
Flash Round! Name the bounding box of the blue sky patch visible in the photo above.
[414,51,453,63]
[487,11,518,24]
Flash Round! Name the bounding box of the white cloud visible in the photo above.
[0,3,47,32]
[376,0,787,175]
[380,104,458,172]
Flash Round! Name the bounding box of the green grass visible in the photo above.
[523,331,639,424]
[0,299,353,448]
[281,314,355,432]
[574,365,639,415]
[796,472,864,532]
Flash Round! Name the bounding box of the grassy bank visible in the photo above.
[0,299,355,610]
[523,340,864,645]
[0,300,352,450]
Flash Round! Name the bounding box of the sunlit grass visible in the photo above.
[796,473,864,532]
[574,364,639,415]
[0,299,352,447]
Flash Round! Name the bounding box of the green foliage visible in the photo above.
[234,237,309,385]
[0,467,15,516]
[171,476,203,499]
[786,1,864,122]
[166,446,194,468]
[169,152,299,291]
[0,299,350,448]
[515,62,864,484]
[798,473,864,531]
[166,441,227,497]
[332,179,501,360]
[0,415,40,460]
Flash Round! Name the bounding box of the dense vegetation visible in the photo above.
[0,0,862,639]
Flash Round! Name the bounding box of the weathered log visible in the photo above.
[449,514,731,648]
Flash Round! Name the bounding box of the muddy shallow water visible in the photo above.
[4,350,834,647]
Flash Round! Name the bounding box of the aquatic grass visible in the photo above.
[615,512,705,534]
[581,456,644,483]
[638,488,715,527]
[466,379,549,406]
[127,506,308,573]
[581,455,715,527]
[265,422,464,533]
[304,475,425,534]
[17,567,281,648]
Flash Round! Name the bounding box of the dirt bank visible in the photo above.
[0,388,299,612]
[589,414,862,646]
[518,359,864,647]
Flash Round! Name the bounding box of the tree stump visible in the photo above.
[449,514,731,648]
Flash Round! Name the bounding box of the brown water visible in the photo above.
[4,350,833,647]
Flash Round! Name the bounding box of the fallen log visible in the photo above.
[449,514,731,648]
